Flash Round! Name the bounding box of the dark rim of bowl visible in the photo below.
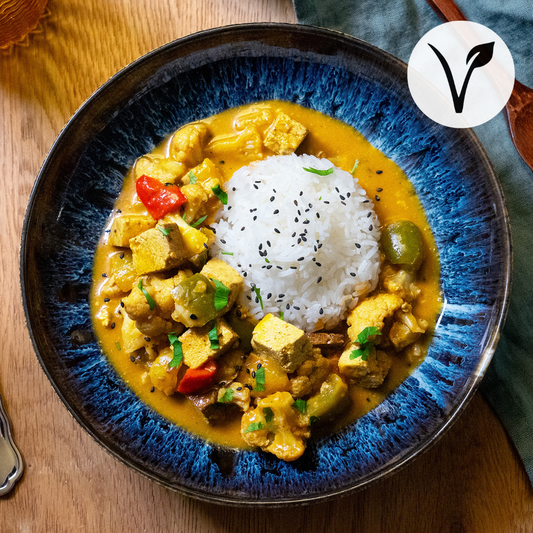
[19,22,512,506]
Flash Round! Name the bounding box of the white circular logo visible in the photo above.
[407,21,515,128]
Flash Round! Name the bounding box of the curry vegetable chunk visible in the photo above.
[91,100,441,459]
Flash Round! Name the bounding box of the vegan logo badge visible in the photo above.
[408,22,514,128]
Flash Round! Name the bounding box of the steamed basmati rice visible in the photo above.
[210,154,381,332]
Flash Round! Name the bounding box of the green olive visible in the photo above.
[381,220,425,270]
[173,273,216,326]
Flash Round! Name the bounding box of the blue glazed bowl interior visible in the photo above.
[20,24,511,505]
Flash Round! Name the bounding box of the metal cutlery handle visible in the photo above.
[0,394,23,496]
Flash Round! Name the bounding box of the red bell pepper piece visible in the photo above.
[135,175,187,219]
[177,359,218,395]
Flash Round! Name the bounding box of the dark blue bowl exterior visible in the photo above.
[21,25,510,504]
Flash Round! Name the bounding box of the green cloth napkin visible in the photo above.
[293,0,533,483]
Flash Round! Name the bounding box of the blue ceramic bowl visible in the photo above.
[20,24,511,505]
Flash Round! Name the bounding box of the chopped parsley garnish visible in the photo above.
[292,398,307,413]
[190,215,207,228]
[182,213,187,223]
[309,415,320,425]
[254,366,266,392]
[168,332,183,369]
[265,258,270,264]
[158,226,172,236]
[244,421,265,433]
[208,321,219,350]
[210,278,231,311]
[253,286,264,310]
[350,326,382,361]
[211,185,228,204]
[221,251,234,256]
[138,279,156,311]
[115,341,121,351]
[218,388,234,403]
[263,407,274,423]
[350,159,360,174]
[189,171,197,184]
[279,311,284,320]
[303,167,334,176]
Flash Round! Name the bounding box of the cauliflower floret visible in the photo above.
[149,346,180,395]
[290,348,331,398]
[241,391,310,461]
[217,382,251,411]
[381,266,421,302]
[95,306,113,328]
[346,292,404,343]
[389,309,429,351]
[169,123,210,168]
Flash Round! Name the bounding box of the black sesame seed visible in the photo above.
[377,187,383,192]
[319,308,324,315]
[246,294,251,300]
[243,272,248,277]
[355,243,361,248]
[150,386,155,393]
[294,200,298,206]
[257,363,262,369]
[318,244,323,249]
[246,368,250,374]
[255,180,261,183]
[252,371,256,378]
[267,240,271,247]
[270,196,275,202]
[130,356,135,362]
[292,232,296,237]
[335,187,340,193]
[369,224,373,231]
[236,387,242,391]
[375,195,380,201]
[232,187,236,191]
[317,277,322,283]
[259,243,263,250]
[267,293,272,299]
[120,252,124,259]
[245,384,253,390]
[297,238,302,244]
[273,209,279,214]
[203,243,208,249]
[367,212,372,218]
[302,236,307,242]
[347,192,351,198]
[228,206,232,210]
[190,314,198,320]
[324,200,330,204]
[274,228,280,234]
[298,257,305,261]
[277,266,283,270]
[144,336,151,342]
[376,170,383,174]
[266,265,273,269]
[253,216,257,221]
[299,191,304,196]
[221,239,226,244]
[104,298,110,303]
[316,262,322,267]
[102,273,107,277]
[298,210,302,215]
[286,303,290,309]
[294,306,300,310]
[363,200,369,203]
[290,266,297,269]
[241,227,245,231]
[295,217,299,223]
[316,213,320,218]
[236,309,242,317]
[339,195,346,200]
[254,184,259,189]
[111,323,115,329]
[350,272,356,277]
[341,201,346,206]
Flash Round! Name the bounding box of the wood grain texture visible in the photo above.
[1,0,532,531]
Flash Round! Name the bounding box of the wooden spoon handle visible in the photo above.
[426,0,468,22]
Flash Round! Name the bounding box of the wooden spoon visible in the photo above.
[426,0,533,171]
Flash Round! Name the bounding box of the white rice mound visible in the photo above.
[210,154,381,332]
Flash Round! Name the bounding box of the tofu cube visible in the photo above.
[180,318,239,369]
[200,258,244,313]
[338,347,392,388]
[263,112,308,155]
[130,224,187,275]
[108,215,156,247]
[251,314,313,372]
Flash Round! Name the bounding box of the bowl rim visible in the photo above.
[20,22,512,506]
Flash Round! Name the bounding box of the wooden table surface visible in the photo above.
[1,0,532,530]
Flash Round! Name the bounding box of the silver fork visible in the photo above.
[0,393,23,496]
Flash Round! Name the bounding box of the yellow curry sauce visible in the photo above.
[91,100,442,450]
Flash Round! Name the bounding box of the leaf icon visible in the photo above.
[466,41,495,69]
